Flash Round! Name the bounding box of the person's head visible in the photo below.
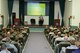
[57,32,61,36]
[78,32,80,37]
[69,40,76,45]
[75,41,80,48]
[1,44,7,50]
[45,25,48,28]
[7,31,11,37]
[69,31,73,36]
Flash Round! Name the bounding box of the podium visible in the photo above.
[54,19,60,27]
[14,18,20,26]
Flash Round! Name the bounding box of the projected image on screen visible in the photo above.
[27,3,46,15]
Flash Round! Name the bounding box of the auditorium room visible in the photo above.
[0,0,80,53]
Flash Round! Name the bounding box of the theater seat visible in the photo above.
[8,48,14,53]
[54,42,70,53]
[58,42,70,53]
[66,49,76,53]
[30,19,35,25]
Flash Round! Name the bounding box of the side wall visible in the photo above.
[0,0,9,28]
[64,0,80,27]
[71,0,80,26]
[0,0,1,25]
[64,0,72,27]
[12,0,19,18]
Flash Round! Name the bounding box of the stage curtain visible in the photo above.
[49,1,54,26]
[8,0,14,26]
[59,0,65,27]
[19,0,24,26]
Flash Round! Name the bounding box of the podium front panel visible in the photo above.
[54,19,60,27]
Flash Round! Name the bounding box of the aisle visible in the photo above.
[22,32,54,53]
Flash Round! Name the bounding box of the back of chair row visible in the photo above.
[8,48,14,53]
[0,48,14,53]
[66,49,77,53]
[54,42,70,53]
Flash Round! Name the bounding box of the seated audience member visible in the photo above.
[63,33,69,41]
[48,29,54,43]
[49,29,54,36]
[5,42,18,53]
[44,26,49,34]
[66,40,78,49]
[72,41,80,53]
[73,32,78,40]
[49,25,54,30]
[0,44,11,53]
[55,31,70,42]
[63,28,69,33]
[54,32,63,46]
[2,34,18,53]
[2,32,11,42]
[68,32,75,40]
[77,32,80,41]
[60,40,78,53]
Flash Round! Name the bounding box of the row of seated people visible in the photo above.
[44,25,80,53]
[0,25,30,53]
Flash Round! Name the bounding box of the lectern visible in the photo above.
[54,19,60,27]
[14,18,20,26]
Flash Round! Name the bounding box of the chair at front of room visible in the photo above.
[30,19,35,25]
[39,19,44,26]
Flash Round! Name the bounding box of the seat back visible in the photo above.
[8,48,14,53]
[58,42,70,53]
[55,41,62,45]
[66,49,76,53]
[14,43,21,53]
[30,19,35,25]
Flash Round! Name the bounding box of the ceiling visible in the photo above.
[16,0,64,1]
[15,0,65,2]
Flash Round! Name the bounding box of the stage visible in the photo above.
[26,25,48,32]
[27,25,48,28]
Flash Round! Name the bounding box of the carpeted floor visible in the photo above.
[29,28,45,32]
[22,32,54,53]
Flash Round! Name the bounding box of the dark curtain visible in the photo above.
[49,1,54,26]
[24,2,27,15]
[59,0,65,27]
[46,2,49,16]
[19,0,24,26]
[8,0,14,26]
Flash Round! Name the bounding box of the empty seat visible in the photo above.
[30,19,35,25]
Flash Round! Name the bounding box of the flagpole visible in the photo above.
[69,16,72,30]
